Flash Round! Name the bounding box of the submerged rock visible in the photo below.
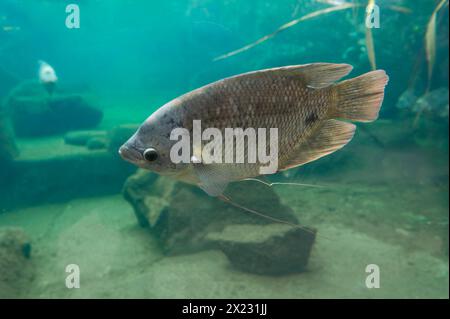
[64,125,139,152]
[7,81,103,137]
[206,223,316,275]
[0,227,33,298]
[123,170,316,274]
[64,129,109,150]
[86,137,108,150]
[64,130,108,147]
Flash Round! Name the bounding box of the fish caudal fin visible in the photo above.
[333,70,389,122]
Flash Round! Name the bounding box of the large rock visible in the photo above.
[123,170,316,274]
[1,135,137,210]
[63,125,140,153]
[86,137,108,150]
[64,130,108,147]
[0,227,33,298]
[206,223,316,275]
[7,81,103,137]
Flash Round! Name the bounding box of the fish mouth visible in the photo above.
[118,145,142,163]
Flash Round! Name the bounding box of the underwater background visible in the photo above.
[0,0,448,298]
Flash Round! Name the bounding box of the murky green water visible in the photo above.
[0,0,448,298]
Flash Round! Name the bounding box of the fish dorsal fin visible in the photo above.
[279,119,356,171]
[296,63,353,89]
[193,163,231,197]
[225,63,353,89]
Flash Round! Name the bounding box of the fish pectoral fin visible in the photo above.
[279,119,356,171]
[193,164,230,197]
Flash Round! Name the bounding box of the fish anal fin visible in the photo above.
[280,119,356,171]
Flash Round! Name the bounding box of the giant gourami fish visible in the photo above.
[119,63,388,197]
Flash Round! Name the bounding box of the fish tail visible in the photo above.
[332,70,389,122]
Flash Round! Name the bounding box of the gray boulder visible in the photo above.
[7,81,103,137]
[64,130,107,147]
[206,223,316,275]
[123,170,316,274]
[86,137,108,150]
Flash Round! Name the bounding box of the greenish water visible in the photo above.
[0,0,448,298]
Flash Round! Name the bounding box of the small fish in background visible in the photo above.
[38,60,58,95]
[120,63,388,198]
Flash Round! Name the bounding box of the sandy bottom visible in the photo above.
[0,192,447,299]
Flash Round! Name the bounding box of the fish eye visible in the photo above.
[143,148,158,162]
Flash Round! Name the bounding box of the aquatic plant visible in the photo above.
[412,0,449,126]
[213,0,411,68]
[365,0,377,70]
[213,2,358,61]
[211,0,448,128]
[214,3,355,61]
[425,0,448,91]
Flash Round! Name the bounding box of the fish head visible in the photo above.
[119,108,189,178]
